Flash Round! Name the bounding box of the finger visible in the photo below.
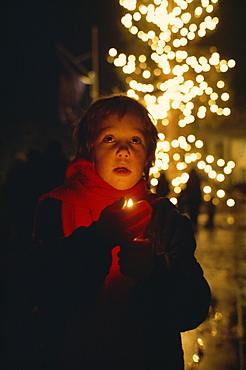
[125,214,152,239]
[120,208,152,234]
[119,240,152,259]
[119,260,150,279]
[122,200,152,221]
[118,250,142,262]
[108,197,125,211]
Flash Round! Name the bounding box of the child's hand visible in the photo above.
[118,239,155,281]
[96,198,152,245]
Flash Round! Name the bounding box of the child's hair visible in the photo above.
[74,94,158,180]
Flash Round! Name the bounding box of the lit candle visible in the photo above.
[124,198,133,208]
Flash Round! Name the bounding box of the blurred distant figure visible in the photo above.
[156,171,170,197]
[178,168,202,230]
[205,198,216,228]
[42,140,69,193]
[2,142,69,256]
[3,149,44,255]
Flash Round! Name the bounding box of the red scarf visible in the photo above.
[39,158,148,237]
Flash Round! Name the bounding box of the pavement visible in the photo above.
[182,202,246,370]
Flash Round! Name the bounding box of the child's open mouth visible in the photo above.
[114,166,131,175]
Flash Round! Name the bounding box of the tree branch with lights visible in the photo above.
[108,0,236,209]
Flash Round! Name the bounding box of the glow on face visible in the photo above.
[91,113,148,190]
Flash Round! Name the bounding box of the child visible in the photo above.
[32,95,210,369]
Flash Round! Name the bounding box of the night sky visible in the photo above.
[1,0,246,124]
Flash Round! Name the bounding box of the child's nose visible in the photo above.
[116,144,130,157]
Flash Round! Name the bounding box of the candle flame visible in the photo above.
[124,198,133,207]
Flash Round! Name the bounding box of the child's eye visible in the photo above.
[104,135,115,143]
[130,136,141,144]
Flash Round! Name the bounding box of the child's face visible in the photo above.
[90,113,148,190]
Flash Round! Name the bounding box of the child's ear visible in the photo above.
[87,144,94,162]
[77,147,83,157]
[87,142,93,153]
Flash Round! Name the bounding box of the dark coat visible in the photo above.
[31,196,210,370]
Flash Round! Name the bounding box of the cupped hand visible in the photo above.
[96,198,152,245]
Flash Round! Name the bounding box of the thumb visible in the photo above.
[109,197,125,211]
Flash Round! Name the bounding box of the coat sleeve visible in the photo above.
[30,197,113,313]
[136,198,211,332]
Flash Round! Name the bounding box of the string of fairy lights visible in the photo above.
[107,0,236,208]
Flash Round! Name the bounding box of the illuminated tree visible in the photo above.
[108,0,236,209]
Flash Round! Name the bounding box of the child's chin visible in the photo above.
[105,173,140,190]
[112,181,137,191]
